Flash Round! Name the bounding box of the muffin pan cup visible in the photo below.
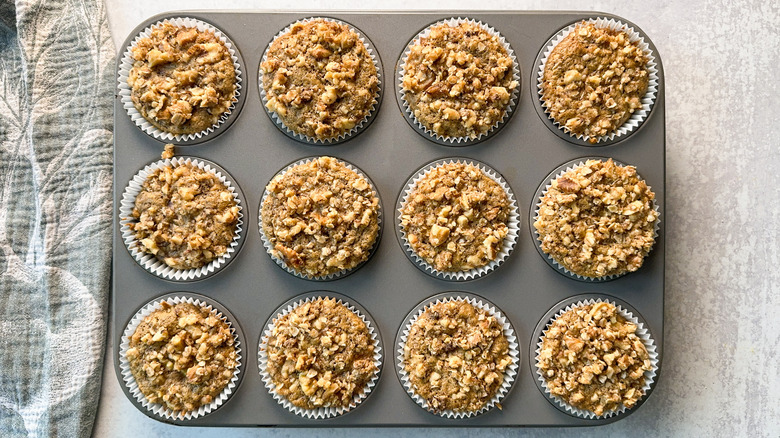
[396,17,521,146]
[258,17,383,145]
[118,16,246,145]
[257,291,383,419]
[118,293,245,421]
[395,292,520,418]
[530,156,661,282]
[530,293,659,419]
[533,16,660,146]
[113,11,665,427]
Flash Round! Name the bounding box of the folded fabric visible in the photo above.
[0,0,114,437]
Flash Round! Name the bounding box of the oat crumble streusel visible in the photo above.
[261,156,379,277]
[403,300,511,413]
[126,301,238,413]
[128,22,237,135]
[536,301,652,416]
[264,298,377,410]
[261,19,379,140]
[533,159,656,278]
[129,161,239,270]
[401,21,517,139]
[400,162,510,272]
[541,22,649,142]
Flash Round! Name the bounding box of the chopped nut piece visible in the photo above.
[402,21,517,139]
[403,300,511,413]
[541,22,649,142]
[261,157,379,277]
[127,301,238,413]
[161,143,175,160]
[260,19,378,140]
[401,162,510,272]
[128,23,236,135]
[534,159,657,278]
[536,302,652,416]
[264,298,377,409]
[129,162,239,269]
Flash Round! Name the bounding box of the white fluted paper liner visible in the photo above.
[534,297,658,419]
[397,294,519,418]
[120,157,244,281]
[118,17,243,143]
[397,18,520,145]
[397,158,519,281]
[258,295,382,419]
[532,158,660,282]
[258,17,382,145]
[119,295,243,420]
[537,17,659,144]
[259,157,382,281]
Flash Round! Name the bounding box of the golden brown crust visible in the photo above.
[536,302,652,416]
[541,22,649,142]
[126,301,238,413]
[401,21,517,139]
[264,298,377,410]
[128,23,237,135]
[261,156,379,277]
[533,159,657,278]
[400,162,510,272]
[403,300,511,413]
[261,19,379,140]
[129,162,239,270]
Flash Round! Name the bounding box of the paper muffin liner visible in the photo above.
[397,17,520,146]
[118,17,243,143]
[397,158,519,281]
[396,292,520,418]
[257,292,383,419]
[258,17,382,145]
[119,294,243,421]
[531,157,660,282]
[533,296,659,419]
[120,156,245,281]
[259,156,382,281]
[536,17,659,145]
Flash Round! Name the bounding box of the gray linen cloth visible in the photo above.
[0,0,114,436]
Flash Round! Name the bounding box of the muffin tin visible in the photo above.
[113,11,665,427]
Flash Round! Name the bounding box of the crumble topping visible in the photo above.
[261,19,379,140]
[403,300,511,413]
[264,298,377,409]
[401,21,517,139]
[541,22,649,142]
[400,162,510,272]
[128,22,237,135]
[534,159,656,278]
[126,301,238,413]
[536,302,652,416]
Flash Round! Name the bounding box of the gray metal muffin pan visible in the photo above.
[113,10,665,427]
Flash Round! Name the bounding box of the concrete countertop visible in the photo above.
[97,1,779,436]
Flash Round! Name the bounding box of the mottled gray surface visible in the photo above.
[96,1,780,437]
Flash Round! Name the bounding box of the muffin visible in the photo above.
[260,156,380,279]
[536,300,656,417]
[400,19,518,142]
[260,296,380,417]
[399,297,516,416]
[540,20,651,143]
[126,21,238,137]
[399,160,517,279]
[260,18,380,142]
[127,159,240,271]
[123,298,240,418]
[533,158,657,279]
